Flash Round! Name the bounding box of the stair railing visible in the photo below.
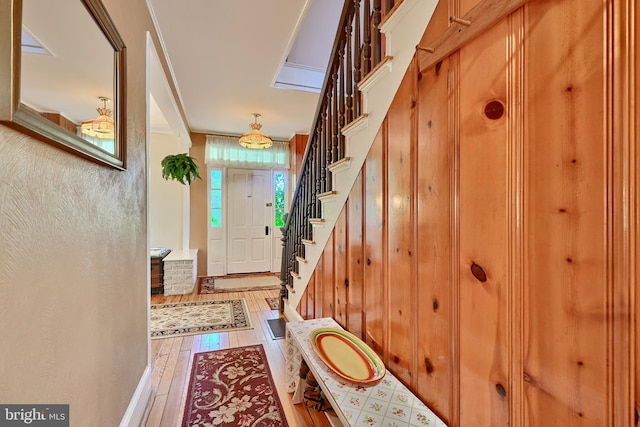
[279,0,397,313]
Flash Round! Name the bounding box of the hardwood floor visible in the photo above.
[145,286,331,427]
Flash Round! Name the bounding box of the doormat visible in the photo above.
[266,317,287,340]
[150,299,252,339]
[198,274,281,294]
[181,345,289,427]
[265,297,279,310]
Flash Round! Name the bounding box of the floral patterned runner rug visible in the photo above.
[181,345,290,427]
[198,273,280,294]
[150,299,252,339]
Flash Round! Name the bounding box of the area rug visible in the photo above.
[150,299,252,339]
[181,345,290,427]
[265,297,279,311]
[199,274,281,294]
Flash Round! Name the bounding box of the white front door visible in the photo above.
[227,168,272,273]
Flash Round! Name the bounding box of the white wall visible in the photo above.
[149,132,186,250]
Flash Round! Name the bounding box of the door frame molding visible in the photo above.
[206,166,288,276]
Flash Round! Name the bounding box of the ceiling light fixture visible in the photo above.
[238,113,273,149]
[80,96,115,139]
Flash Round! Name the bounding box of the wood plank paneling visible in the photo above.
[633,2,640,423]
[347,171,365,339]
[297,282,306,318]
[507,9,526,426]
[334,206,348,328]
[524,0,609,424]
[608,1,637,425]
[364,124,386,359]
[308,273,316,319]
[386,61,417,385]
[313,258,324,319]
[415,54,452,422]
[290,134,308,182]
[299,273,315,320]
[416,0,455,49]
[301,1,638,424]
[457,19,510,426]
[417,0,531,74]
[321,232,335,320]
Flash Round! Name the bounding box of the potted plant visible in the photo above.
[161,153,202,185]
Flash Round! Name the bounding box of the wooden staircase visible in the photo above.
[281,0,438,321]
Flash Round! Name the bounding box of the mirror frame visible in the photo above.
[0,0,127,169]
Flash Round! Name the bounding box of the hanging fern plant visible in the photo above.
[161,153,202,185]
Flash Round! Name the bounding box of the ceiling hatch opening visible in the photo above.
[21,28,51,55]
[273,0,342,94]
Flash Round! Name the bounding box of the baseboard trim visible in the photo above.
[119,365,153,427]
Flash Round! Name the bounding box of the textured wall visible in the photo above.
[0,0,169,424]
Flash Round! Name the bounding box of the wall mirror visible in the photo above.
[0,0,126,169]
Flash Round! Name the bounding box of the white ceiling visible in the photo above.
[18,0,342,146]
[147,0,343,141]
[20,0,114,122]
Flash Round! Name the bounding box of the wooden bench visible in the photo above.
[285,318,447,427]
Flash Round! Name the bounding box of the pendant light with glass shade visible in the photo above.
[238,113,273,149]
[80,96,115,139]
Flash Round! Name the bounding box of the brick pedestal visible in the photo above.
[162,249,198,295]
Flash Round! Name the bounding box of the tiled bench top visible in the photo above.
[286,317,447,427]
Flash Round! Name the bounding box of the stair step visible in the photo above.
[301,239,316,246]
[309,218,325,226]
[342,114,369,137]
[286,284,296,294]
[318,190,337,202]
[284,0,438,314]
[295,256,308,264]
[328,157,352,173]
[290,270,301,280]
[358,56,393,93]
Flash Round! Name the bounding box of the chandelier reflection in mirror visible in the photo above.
[238,113,273,149]
[81,96,115,139]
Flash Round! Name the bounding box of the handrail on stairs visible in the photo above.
[279,0,397,313]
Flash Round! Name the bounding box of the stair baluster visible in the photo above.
[279,0,394,312]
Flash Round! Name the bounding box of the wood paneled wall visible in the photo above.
[290,133,308,186]
[296,0,638,425]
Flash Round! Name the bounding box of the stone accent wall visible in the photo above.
[163,249,198,295]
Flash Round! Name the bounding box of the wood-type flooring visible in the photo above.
[145,286,331,427]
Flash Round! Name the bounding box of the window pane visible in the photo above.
[210,169,222,189]
[275,191,284,207]
[275,172,285,193]
[210,169,222,228]
[275,209,284,227]
[274,172,285,227]
[211,209,222,227]
[211,189,221,209]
